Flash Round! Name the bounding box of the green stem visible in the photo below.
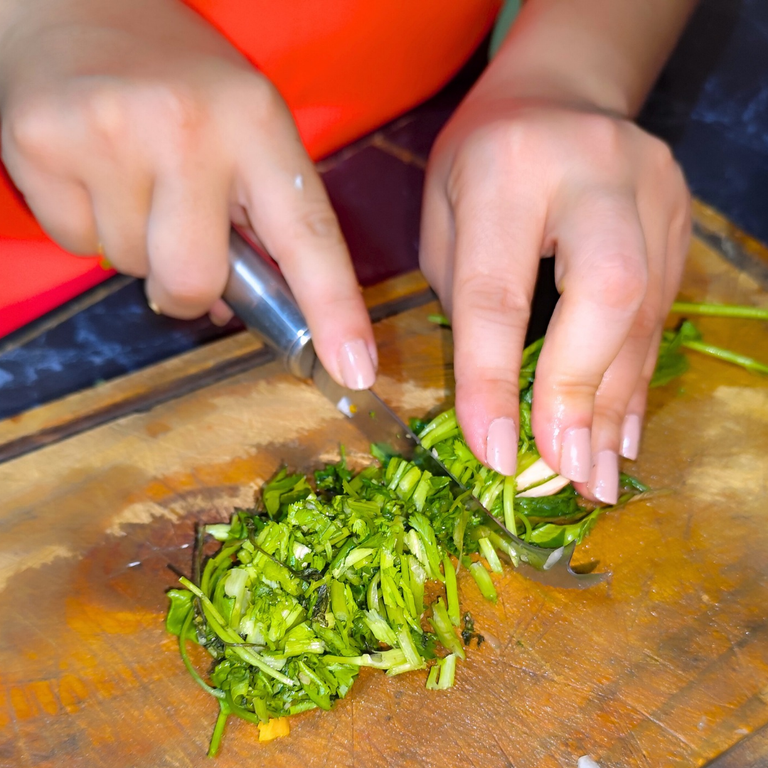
[443,553,461,627]
[681,340,768,375]
[225,692,265,725]
[502,475,517,535]
[429,599,466,660]
[468,562,498,603]
[208,700,230,758]
[671,301,768,320]
[201,541,242,595]
[516,512,533,542]
[178,609,225,699]
[179,578,297,687]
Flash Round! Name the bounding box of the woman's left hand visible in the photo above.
[420,83,690,503]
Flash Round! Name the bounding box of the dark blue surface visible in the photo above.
[0,281,243,418]
[1,0,767,420]
[639,0,768,244]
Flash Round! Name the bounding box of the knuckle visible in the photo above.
[545,374,601,402]
[648,135,676,172]
[630,303,659,338]
[455,374,518,404]
[162,270,218,310]
[456,275,530,328]
[446,118,537,200]
[80,81,127,135]
[448,119,530,188]
[592,396,627,430]
[590,254,648,313]
[5,97,56,159]
[148,83,207,147]
[292,205,344,245]
[235,72,285,126]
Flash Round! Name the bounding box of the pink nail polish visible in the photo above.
[560,427,591,483]
[339,340,376,390]
[486,418,518,476]
[620,414,641,460]
[589,450,619,505]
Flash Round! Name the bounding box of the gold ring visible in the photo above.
[97,242,113,270]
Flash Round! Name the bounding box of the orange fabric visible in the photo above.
[0,0,501,338]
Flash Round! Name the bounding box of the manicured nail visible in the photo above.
[620,414,641,460]
[589,450,619,505]
[486,418,518,476]
[560,427,591,483]
[339,339,376,390]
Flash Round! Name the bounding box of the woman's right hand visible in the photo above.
[0,0,377,389]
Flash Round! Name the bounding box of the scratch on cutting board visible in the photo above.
[712,385,768,421]
[375,376,446,412]
[685,451,767,504]
[100,378,345,481]
[106,486,257,536]
[105,501,185,537]
[0,544,73,593]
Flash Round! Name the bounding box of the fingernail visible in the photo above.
[560,427,591,483]
[620,414,641,460]
[486,418,518,476]
[148,299,162,316]
[339,339,376,390]
[589,450,619,505]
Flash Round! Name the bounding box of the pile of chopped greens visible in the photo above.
[166,337,646,757]
[167,302,767,756]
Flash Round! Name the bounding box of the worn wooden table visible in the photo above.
[1,205,767,768]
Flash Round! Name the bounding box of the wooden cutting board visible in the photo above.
[1,211,767,768]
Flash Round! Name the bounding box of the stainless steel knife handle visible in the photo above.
[224,229,315,379]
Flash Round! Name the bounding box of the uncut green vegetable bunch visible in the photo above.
[166,338,645,755]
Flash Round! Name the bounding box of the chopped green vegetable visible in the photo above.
[427,313,452,327]
[429,599,466,660]
[468,561,498,603]
[425,654,458,690]
[443,553,461,627]
[167,330,661,755]
[478,538,504,574]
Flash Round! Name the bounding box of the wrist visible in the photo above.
[477,0,698,120]
[475,36,635,119]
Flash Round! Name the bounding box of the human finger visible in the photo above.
[617,172,690,462]
[448,170,545,475]
[144,171,231,319]
[419,166,456,314]
[531,190,648,490]
[234,119,376,389]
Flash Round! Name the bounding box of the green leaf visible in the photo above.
[166,588,194,637]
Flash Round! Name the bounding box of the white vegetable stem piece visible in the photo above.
[517,475,571,498]
[514,457,570,498]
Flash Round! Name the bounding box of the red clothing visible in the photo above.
[0,0,500,337]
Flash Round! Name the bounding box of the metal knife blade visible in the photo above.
[312,363,608,589]
[224,228,608,590]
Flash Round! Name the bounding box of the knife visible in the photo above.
[224,229,608,589]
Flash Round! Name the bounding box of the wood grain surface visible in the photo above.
[0,271,432,463]
[1,234,767,768]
